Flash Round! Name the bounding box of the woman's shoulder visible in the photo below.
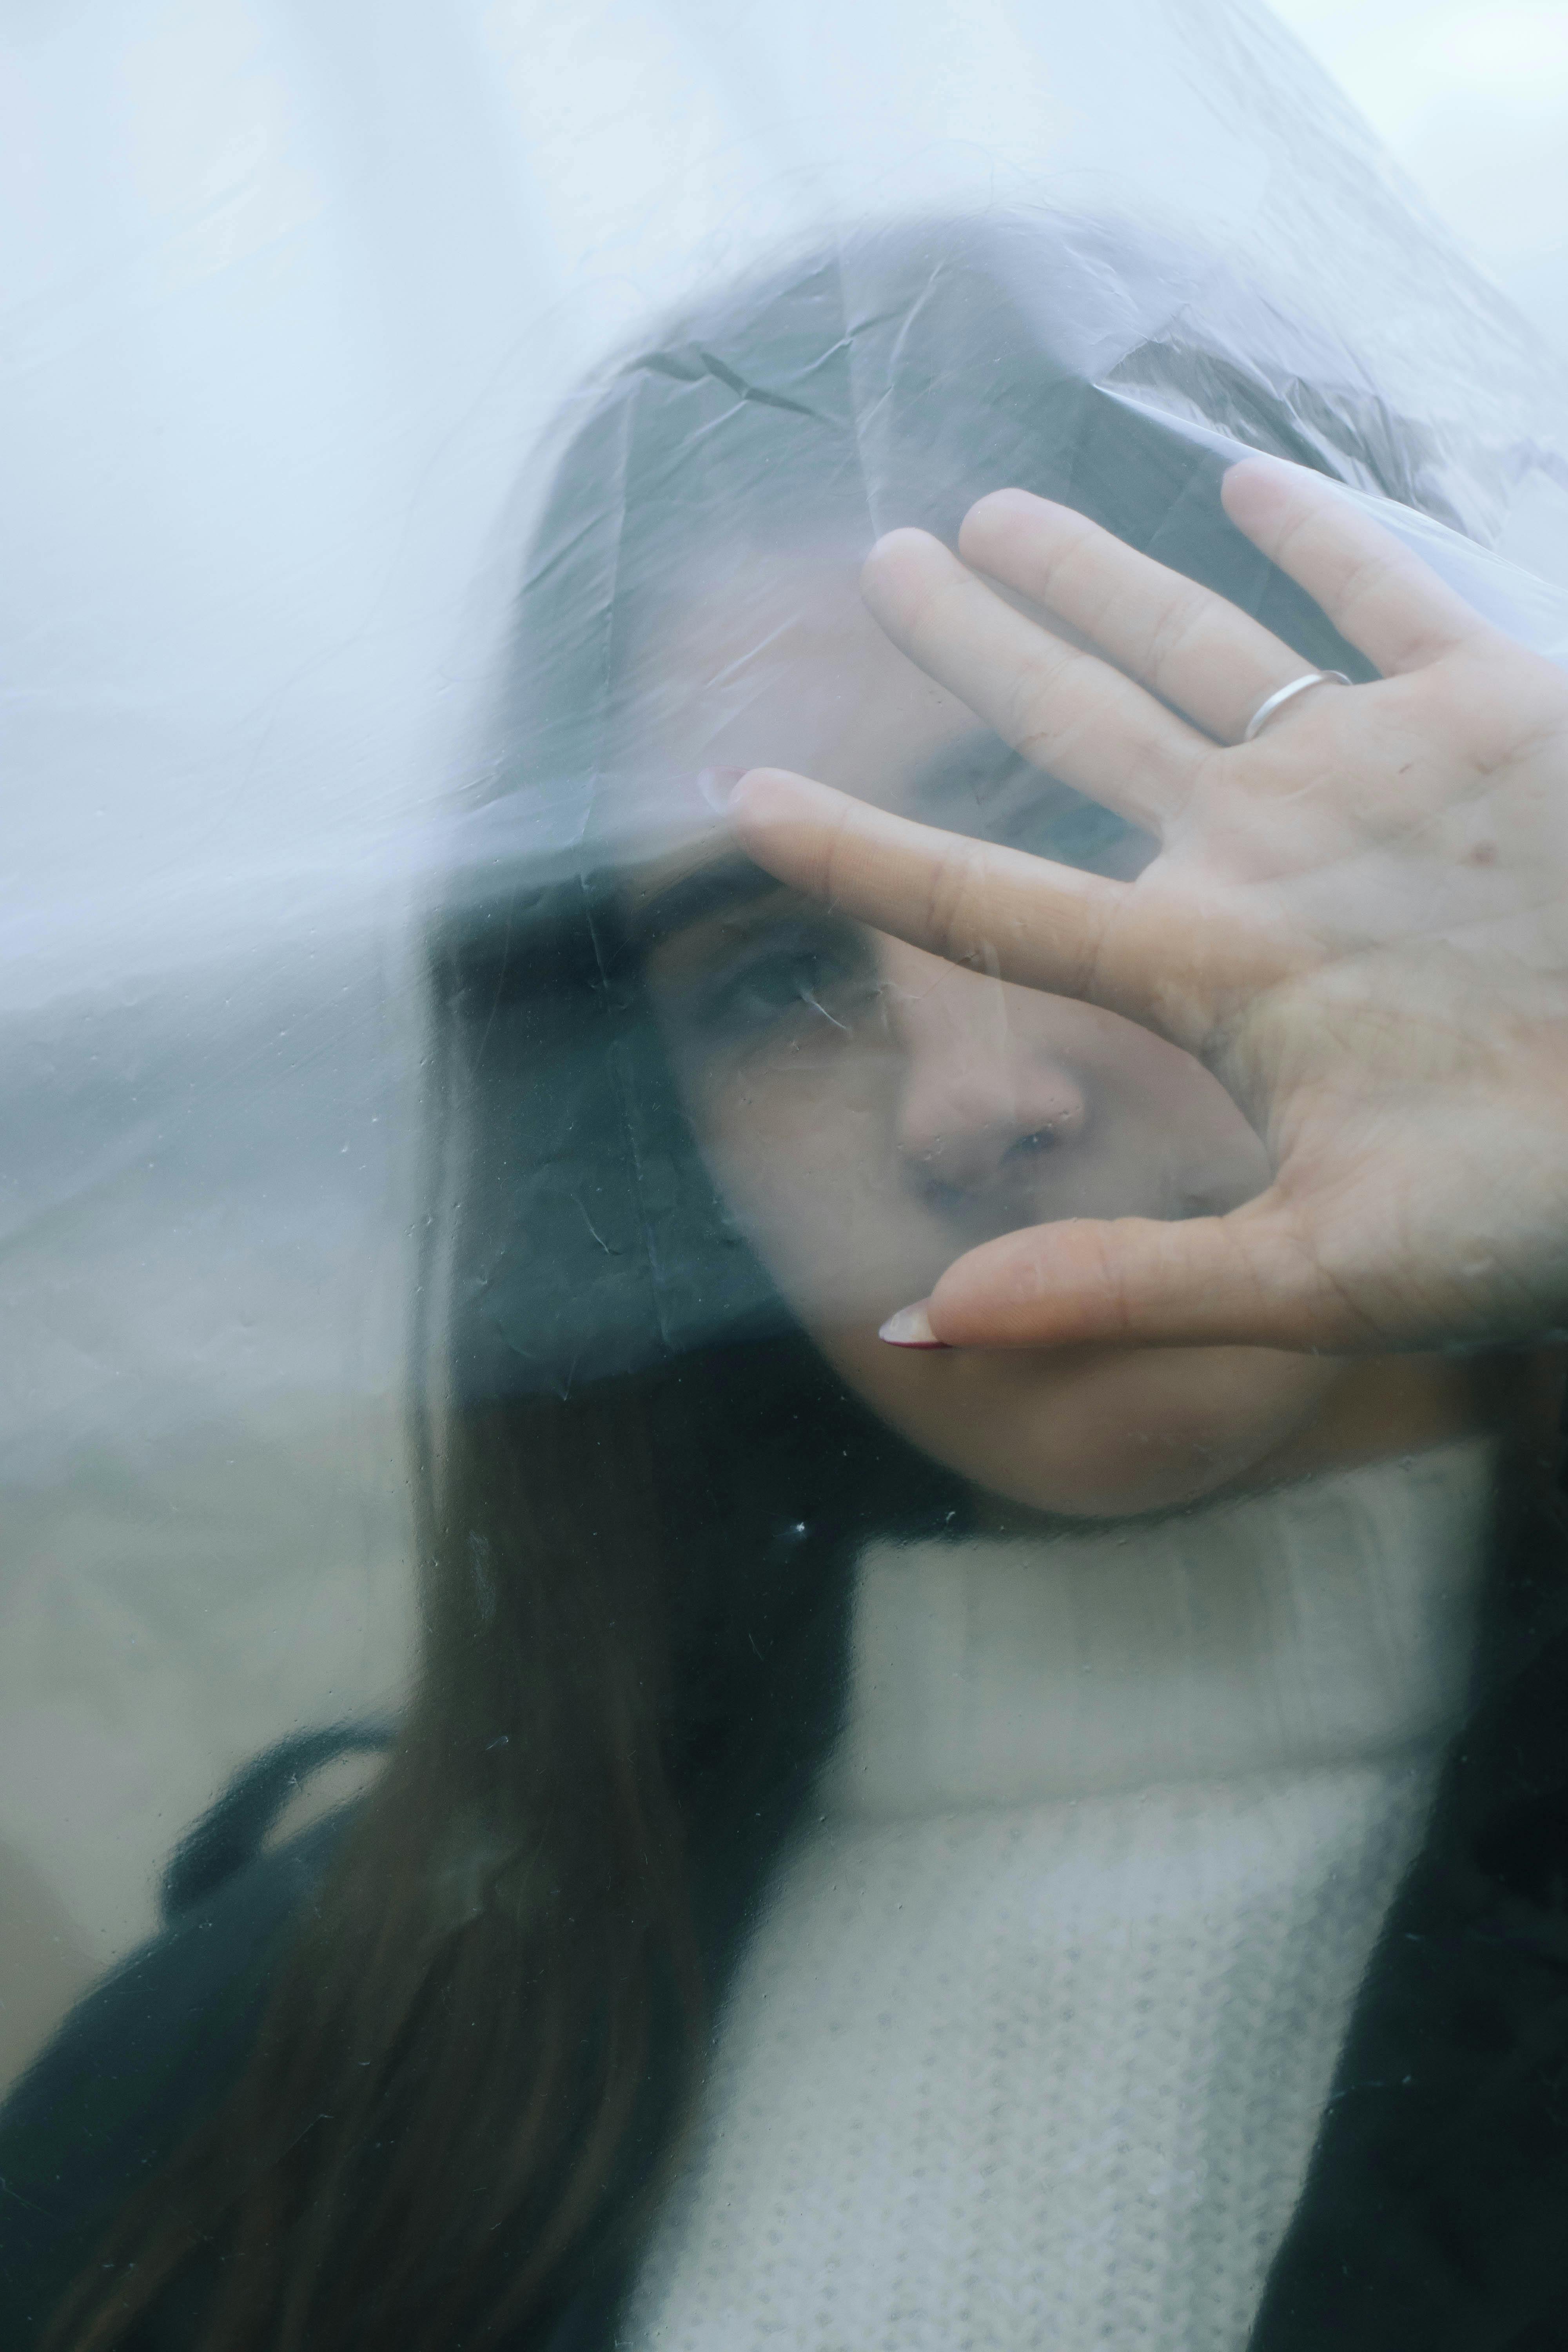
[0,1730,386,2349]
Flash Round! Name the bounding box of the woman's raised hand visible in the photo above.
[729,461,1568,1355]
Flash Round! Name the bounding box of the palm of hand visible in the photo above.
[733,461,1568,1352]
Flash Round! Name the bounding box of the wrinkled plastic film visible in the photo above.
[4,0,1567,2016]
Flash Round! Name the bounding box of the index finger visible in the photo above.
[726,767,1275,1047]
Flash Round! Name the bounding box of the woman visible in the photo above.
[3,214,1566,2351]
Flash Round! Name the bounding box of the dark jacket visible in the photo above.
[4,1450,1568,2352]
[0,1735,375,2352]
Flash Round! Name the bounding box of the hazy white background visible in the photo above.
[1277,0,1567,352]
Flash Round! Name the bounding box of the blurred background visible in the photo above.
[1277,0,1567,351]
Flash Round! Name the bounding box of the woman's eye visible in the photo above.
[685,925,875,1046]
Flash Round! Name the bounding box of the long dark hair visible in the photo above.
[47,212,1450,2352]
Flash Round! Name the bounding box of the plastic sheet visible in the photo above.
[4,0,1568,2345]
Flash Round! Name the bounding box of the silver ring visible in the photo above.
[1243,669,1351,744]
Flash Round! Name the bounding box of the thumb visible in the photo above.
[916,1202,1378,1354]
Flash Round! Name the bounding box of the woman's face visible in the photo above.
[628,550,1348,1517]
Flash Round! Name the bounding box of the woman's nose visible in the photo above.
[880,940,1088,1203]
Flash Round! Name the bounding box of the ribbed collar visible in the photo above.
[824,1441,1495,1819]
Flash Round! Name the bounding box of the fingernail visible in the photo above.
[697,767,746,814]
[878,1301,949,1348]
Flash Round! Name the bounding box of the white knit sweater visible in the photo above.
[622,1443,1493,2352]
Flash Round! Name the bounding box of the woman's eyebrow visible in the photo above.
[623,853,787,953]
[905,729,1027,822]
